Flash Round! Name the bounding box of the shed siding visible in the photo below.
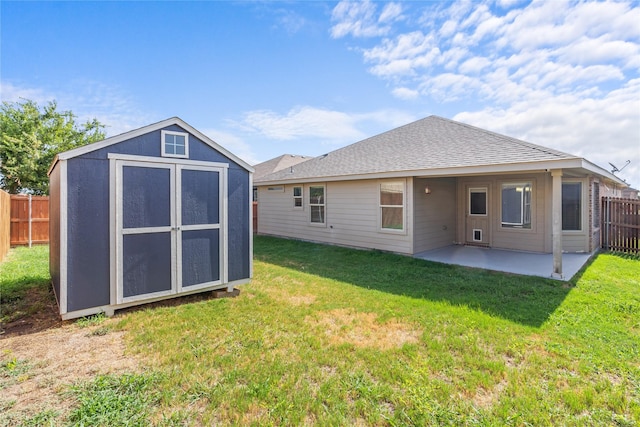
[66,157,111,311]
[76,125,252,284]
[258,179,413,254]
[413,178,457,253]
[56,123,251,316]
[49,164,61,305]
[227,167,251,281]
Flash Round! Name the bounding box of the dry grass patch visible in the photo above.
[260,276,317,306]
[0,319,141,422]
[307,309,421,350]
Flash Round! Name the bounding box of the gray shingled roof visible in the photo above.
[253,154,313,180]
[255,115,579,183]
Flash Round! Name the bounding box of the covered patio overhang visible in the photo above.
[413,162,626,280]
[414,245,593,281]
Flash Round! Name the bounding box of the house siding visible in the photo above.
[258,179,414,254]
[413,178,457,253]
[456,173,549,252]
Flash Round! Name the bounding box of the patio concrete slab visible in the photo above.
[414,245,593,281]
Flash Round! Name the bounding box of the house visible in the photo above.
[254,115,628,278]
[621,186,639,199]
[253,154,312,201]
[48,117,253,320]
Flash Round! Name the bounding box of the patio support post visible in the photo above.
[551,169,563,278]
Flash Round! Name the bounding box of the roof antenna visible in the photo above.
[609,160,630,174]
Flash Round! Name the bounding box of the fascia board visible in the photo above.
[255,158,587,186]
[55,117,254,173]
[57,117,179,160]
[579,159,627,186]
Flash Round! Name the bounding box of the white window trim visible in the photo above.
[500,182,533,229]
[308,184,326,226]
[379,180,406,234]
[161,130,189,159]
[293,186,303,210]
[469,187,488,217]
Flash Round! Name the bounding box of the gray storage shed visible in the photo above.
[48,117,253,319]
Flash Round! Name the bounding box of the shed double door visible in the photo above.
[114,159,226,304]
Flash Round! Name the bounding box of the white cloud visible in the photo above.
[454,78,640,187]
[330,0,400,38]
[336,0,640,186]
[241,106,366,141]
[392,87,419,100]
[201,128,260,166]
[458,56,492,74]
[378,3,404,24]
[0,80,151,137]
[238,106,415,146]
[0,81,53,105]
[274,9,306,35]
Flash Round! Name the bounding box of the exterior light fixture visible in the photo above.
[424,186,432,194]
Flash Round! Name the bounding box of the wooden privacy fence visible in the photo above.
[0,190,10,261]
[253,201,258,233]
[10,195,50,246]
[602,197,640,254]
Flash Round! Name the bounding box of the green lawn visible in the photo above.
[0,245,51,324]
[1,237,639,426]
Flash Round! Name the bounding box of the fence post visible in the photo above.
[28,194,32,248]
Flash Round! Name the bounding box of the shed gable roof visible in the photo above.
[52,117,254,173]
[255,116,593,183]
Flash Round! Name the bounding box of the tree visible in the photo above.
[0,99,106,194]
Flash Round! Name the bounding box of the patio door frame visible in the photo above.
[109,153,228,306]
[466,186,491,245]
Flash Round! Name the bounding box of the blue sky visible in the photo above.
[2,0,639,186]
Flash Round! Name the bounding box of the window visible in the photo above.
[380,182,404,230]
[161,130,189,158]
[309,186,325,224]
[469,188,487,215]
[501,183,532,228]
[293,186,303,208]
[562,182,582,231]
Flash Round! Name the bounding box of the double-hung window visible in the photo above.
[380,181,404,231]
[501,182,532,229]
[309,186,325,224]
[293,186,303,208]
[161,130,189,158]
[562,182,582,231]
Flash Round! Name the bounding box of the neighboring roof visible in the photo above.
[50,117,254,174]
[255,115,625,185]
[254,154,312,180]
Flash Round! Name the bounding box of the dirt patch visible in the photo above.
[261,277,316,306]
[470,379,508,409]
[307,309,421,350]
[1,286,63,336]
[0,319,141,422]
